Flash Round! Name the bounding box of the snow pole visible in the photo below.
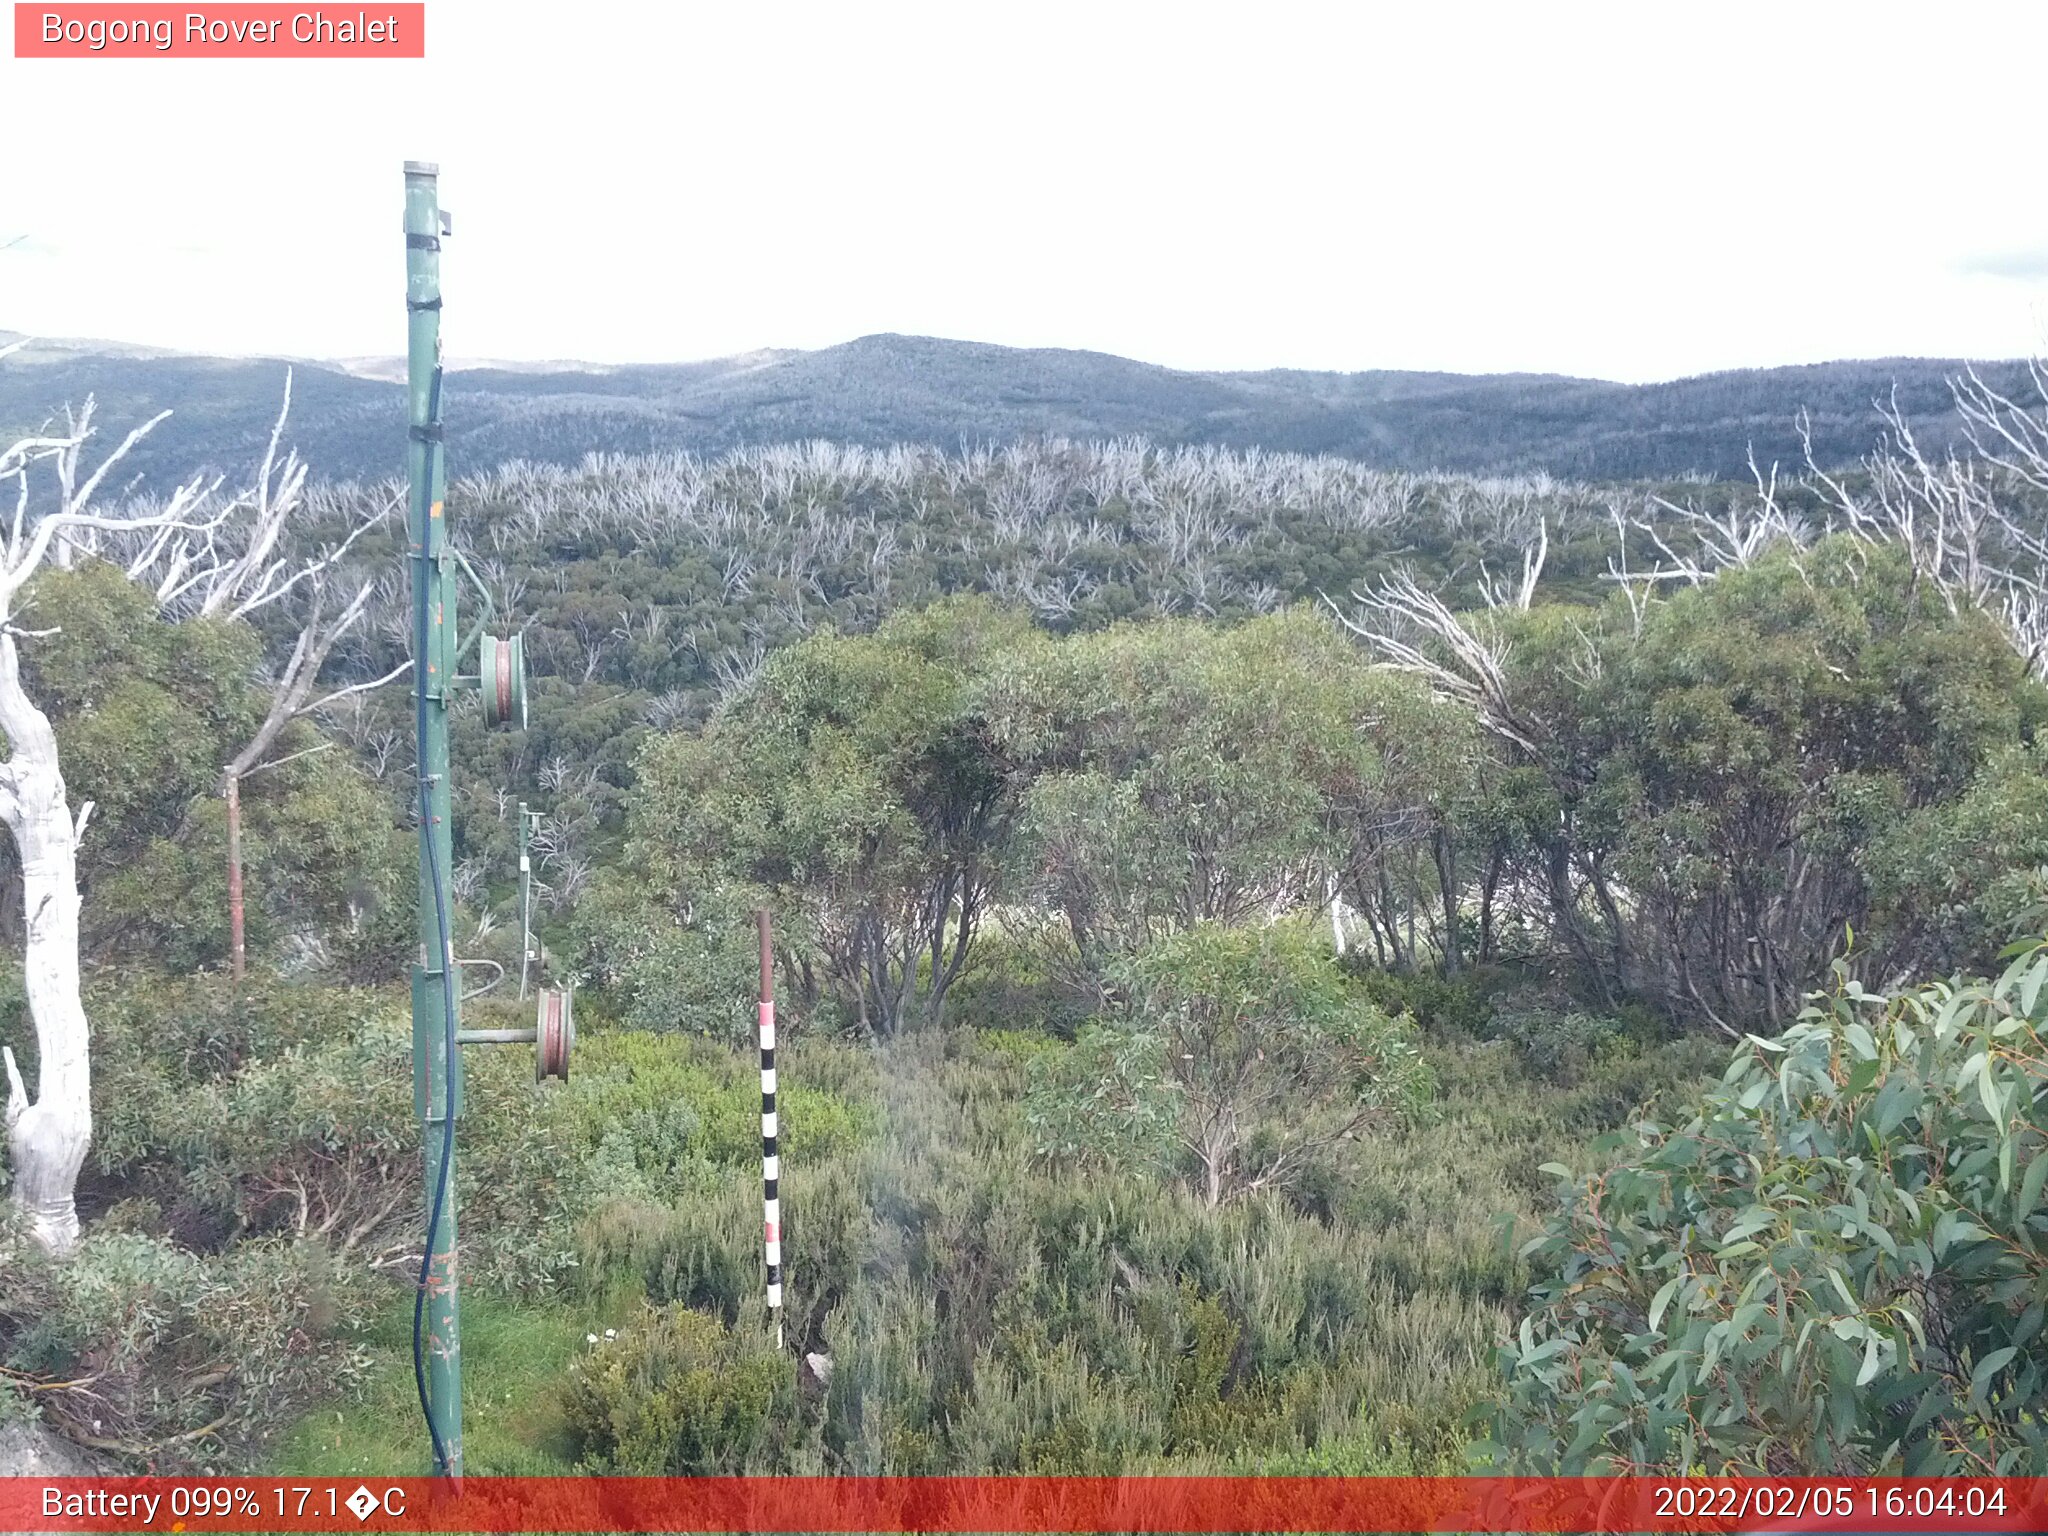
[517,801,534,1001]
[757,908,783,1350]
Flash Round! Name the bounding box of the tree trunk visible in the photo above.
[0,632,91,1255]
[1377,859,1408,971]
[225,771,246,982]
[1402,851,1417,967]
[1478,848,1502,964]
[1432,828,1461,976]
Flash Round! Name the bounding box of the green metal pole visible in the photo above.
[404,159,463,1477]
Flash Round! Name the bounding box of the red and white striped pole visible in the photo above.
[756,909,783,1350]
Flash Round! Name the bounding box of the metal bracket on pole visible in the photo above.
[448,544,496,666]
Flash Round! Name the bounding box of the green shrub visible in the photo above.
[1027,925,1434,1207]
[564,1302,803,1472]
[1864,740,2048,975]
[551,1030,874,1180]
[457,1044,589,1291]
[90,973,385,1163]
[1343,964,1501,1036]
[943,930,1095,1041]
[568,874,763,1044]
[86,975,415,1254]
[88,971,618,1291]
[975,1026,1066,1064]
[1486,989,1628,1084]
[1156,1279,1272,1454]
[0,1216,369,1468]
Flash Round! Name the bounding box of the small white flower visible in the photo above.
[604,1328,617,1339]
[585,1333,598,1344]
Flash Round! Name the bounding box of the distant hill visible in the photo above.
[0,329,2027,488]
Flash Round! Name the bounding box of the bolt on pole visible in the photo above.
[404,158,463,1478]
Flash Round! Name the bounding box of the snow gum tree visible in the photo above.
[0,361,401,1251]
[0,363,223,1251]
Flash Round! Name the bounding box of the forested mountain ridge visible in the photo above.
[0,328,2029,487]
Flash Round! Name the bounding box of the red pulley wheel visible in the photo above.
[536,987,573,1081]
[480,633,527,730]
[494,637,512,724]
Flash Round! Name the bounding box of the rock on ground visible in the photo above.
[0,1417,100,1475]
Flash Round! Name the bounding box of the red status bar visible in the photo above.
[5,1476,2047,1533]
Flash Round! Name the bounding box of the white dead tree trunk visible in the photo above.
[1325,870,1349,957]
[0,368,220,1252]
[1475,516,1548,611]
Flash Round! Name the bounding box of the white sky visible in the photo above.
[3,0,2046,382]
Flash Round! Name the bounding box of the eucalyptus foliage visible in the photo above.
[631,598,1028,1036]
[1487,907,2048,1473]
[985,609,1476,975]
[17,563,410,975]
[1465,539,2048,1029]
[0,1215,370,1464]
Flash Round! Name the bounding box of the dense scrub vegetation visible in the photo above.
[598,552,2046,1044]
[5,403,2048,1475]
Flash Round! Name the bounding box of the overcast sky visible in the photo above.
[3,0,2045,382]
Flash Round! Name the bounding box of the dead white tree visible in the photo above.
[1327,568,1540,752]
[131,378,408,980]
[1598,502,1665,637]
[1475,516,1548,611]
[0,382,224,1253]
[1639,449,1809,584]
[1799,376,2048,674]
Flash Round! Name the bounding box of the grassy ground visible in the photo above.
[273,1284,639,1475]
